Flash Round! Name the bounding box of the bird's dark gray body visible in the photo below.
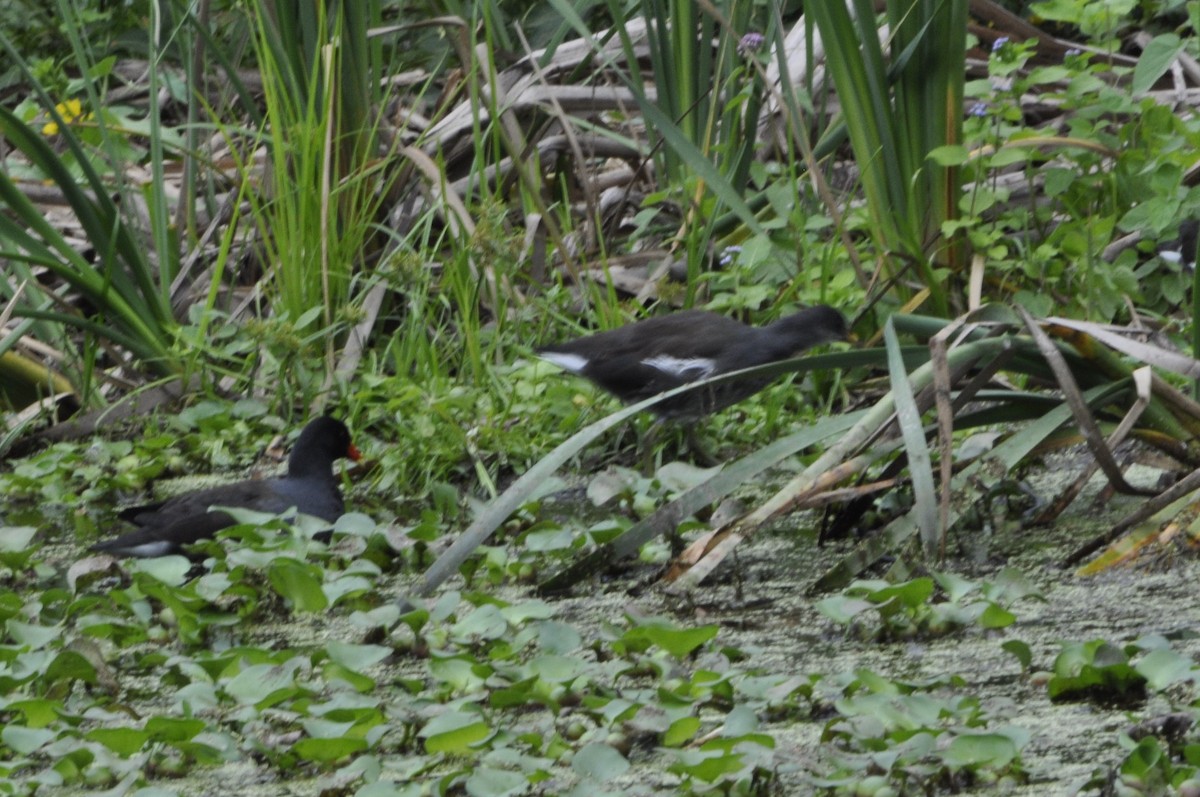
[91,416,358,557]
[537,306,848,419]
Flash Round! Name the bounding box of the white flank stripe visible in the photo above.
[642,355,716,379]
[125,540,176,557]
[539,351,590,373]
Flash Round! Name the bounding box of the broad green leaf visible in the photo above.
[7,620,59,649]
[421,711,491,754]
[927,145,968,166]
[1002,640,1033,670]
[663,716,700,747]
[631,624,718,659]
[325,642,391,672]
[0,526,36,552]
[129,555,193,586]
[1133,34,1183,95]
[942,733,1019,768]
[223,662,300,706]
[529,654,584,683]
[45,651,97,685]
[669,747,745,781]
[979,603,1016,629]
[145,716,205,742]
[572,742,629,781]
[1136,647,1199,692]
[292,736,367,762]
[333,512,377,537]
[2,725,55,754]
[464,767,528,797]
[267,558,328,612]
[87,726,151,756]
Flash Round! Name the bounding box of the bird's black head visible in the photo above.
[288,416,361,477]
[770,305,850,350]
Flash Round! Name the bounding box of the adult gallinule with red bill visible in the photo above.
[91,416,362,557]
[537,305,849,420]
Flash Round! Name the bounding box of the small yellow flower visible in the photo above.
[41,99,85,136]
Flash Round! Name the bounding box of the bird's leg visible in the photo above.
[639,419,666,473]
[685,425,721,467]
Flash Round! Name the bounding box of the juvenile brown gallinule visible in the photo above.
[537,304,849,419]
[91,416,362,557]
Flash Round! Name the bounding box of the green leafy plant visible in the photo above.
[809,0,967,315]
[812,669,1030,794]
[815,569,1041,641]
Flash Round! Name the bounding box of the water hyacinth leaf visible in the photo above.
[0,526,36,551]
[986,568,1044,603]
[451,604,509,641]
[1001,640,1033,670]
[332,512,377,537]
[44,650,97,686]
[1,725,55,754]
[1136,647,1200,692]
[663,716,701,747]
[7,621,59,649]
[145,716,206,742]
[933,571,976,603]
[292,736,367,762]
[722,705,759,736]
[223,662,301,706]
[1048,640,1146,702]
[624,623,718,659]
[87,727,151,756]
[536,621,583,654]
[324,575,373,605]
[838,578,934,611]
[669,747,747,782]
[357,783,421,797]
[655,461,722,493]
[420,710,492,754]
[571,741,630,781]
[978,603,1016,629]
[499,599,556,625]
[529,654,585,683]
[1121,737,1165,777]
[267,558,328,612]
[464,767,528,797]
[325,642,391,672]
[523,526,574,552]
[7,698,60,729]
[129,556,193,586]
[815,596,875,624]
[430,658,486,693]
[942,732,1020,768]
[587,468,637,506]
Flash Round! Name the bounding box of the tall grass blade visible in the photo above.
[884,317,939,556]
[538,410,866,594]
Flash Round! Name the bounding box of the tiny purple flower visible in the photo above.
[738,32,766,57]
[1065,48,1082,57]
[719,246,742,267]
[992,37,1009,52]
[968,102,988,117]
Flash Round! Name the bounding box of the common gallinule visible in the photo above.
[91,416,362,557]
[1158,219,1199,270]
[537,304,849,420]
